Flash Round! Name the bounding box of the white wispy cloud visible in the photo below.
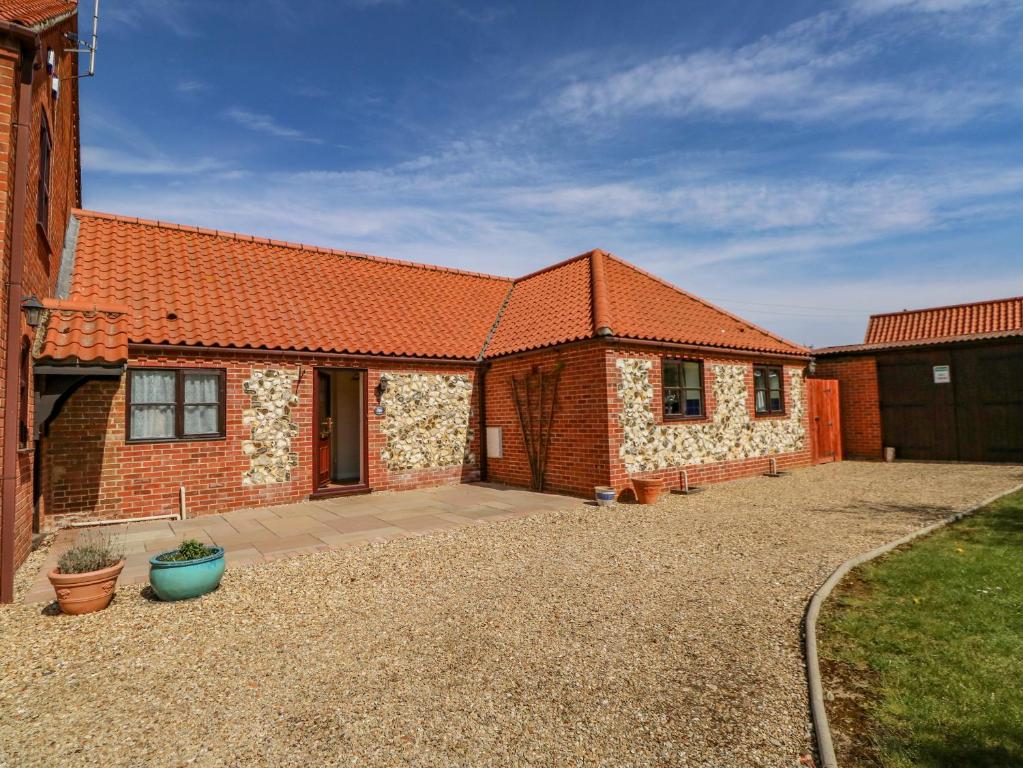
[551,9,1015,127]
[82,146,223,175]
[105,0,196,37]
[224,108,324,144]
[851,0,998,15]
[175,79,208,94]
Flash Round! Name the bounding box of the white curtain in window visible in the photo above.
[130,371,176,439]
[755,389,767,413]
[131,370,175,403]
[184,372,219,435]
[184,373,219,403]
[184,405,218,435]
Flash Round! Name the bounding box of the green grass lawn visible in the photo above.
[819,489,1023,768]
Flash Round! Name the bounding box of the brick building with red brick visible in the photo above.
[0,0,80,601]
[0,2,815,602]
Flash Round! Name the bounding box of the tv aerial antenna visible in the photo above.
[65,0,100,79]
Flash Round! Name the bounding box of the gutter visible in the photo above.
[1,28,39,603]
[128,343,480,366]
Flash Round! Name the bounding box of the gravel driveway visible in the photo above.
[2,461,1020,768]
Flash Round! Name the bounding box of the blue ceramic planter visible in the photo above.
[149,546,225,601]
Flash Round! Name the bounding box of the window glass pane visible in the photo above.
[664,388,681,414]
[755,388,767,413]
[753,367,765,388]
[770,392,783,412]
[681,361,700,389]
[684,389,702,416]
[130,404,175,439]
[131,371,175,404]
[662,362,680,388]
[184,372,219,403]
[184,404,219,435]
[767,368,782,391]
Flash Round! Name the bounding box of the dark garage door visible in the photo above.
[877,342,1023,462]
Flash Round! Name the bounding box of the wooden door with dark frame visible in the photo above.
[312,367,370,497]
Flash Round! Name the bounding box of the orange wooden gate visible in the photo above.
[807,378,842,464]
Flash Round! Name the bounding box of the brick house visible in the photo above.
[815,296,1023,462]
[0,1,813,601]
[0,0,80,601]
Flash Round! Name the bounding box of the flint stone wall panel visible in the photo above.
[241,368,300,485]
[616,358,805,473]
[378,373,475,471]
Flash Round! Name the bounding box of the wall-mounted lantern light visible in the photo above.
[807,359,817,376]
[375,377,389,400]
[21,296,44,327]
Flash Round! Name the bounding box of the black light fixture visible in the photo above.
[21,296,44,328]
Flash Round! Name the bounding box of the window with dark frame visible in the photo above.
[37,115,51,233]
[18,341,31,447]
[127,369,226,442]
[753,365,785,415]
[662,358,704,418]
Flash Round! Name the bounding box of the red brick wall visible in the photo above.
[484,342,612,497]
[606,344,813,495]
[40,349,480,528]
[1,17,80,572]
[813,355,882,460]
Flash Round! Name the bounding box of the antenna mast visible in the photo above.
[65,0,99,78]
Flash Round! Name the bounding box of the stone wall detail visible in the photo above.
[241,369,300,485]
[616,359,805,473]
[378,373,474,471]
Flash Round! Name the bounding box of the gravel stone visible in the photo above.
[1,461,1020,767]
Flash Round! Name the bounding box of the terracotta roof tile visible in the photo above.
[601,255,807,356]
[36,298,130,364]
[67,210,512,360]
[0,0,75,28]
[484,254,595,357]
[62,211,806,361]
[864,296,1023,346]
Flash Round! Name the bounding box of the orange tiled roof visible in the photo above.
[485,250,806,357]
[36,298,130,364]
[0,0,75,28]
[484,254,595,357]
[864,296,1023,346]
[600,253,805,356]
[64,210,513,360]
[50,211,808,363]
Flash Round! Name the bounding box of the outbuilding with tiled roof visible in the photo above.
[813,296,1023,463]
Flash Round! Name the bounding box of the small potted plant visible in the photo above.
[149,539,225,602]
[632,476,664,505]
[47,530,125,615]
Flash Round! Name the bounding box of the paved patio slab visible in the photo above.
[23,483,583,603]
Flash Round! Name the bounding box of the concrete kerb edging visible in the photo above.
[804,481,1023,768]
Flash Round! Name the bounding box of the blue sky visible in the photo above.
[82,0,1023,347]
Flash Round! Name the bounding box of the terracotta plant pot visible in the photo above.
[47,560,125,615]
[632,477,664,505]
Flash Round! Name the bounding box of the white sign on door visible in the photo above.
[933,365,951,384]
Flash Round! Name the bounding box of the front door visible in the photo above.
[807,378,842,464]
[316,371,332,487]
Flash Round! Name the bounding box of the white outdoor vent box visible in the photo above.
[486,427,503,459]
